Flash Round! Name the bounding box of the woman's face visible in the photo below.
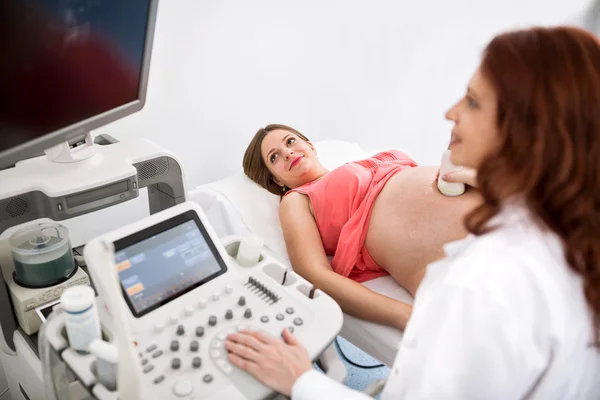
[445,67,502,169]
[260,129,319,189]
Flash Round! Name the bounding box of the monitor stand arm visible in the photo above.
[44,132,96,163]
[133,157,186,214]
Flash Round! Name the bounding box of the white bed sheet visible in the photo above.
[188,184,412,367]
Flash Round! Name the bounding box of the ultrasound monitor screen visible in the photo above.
[114,212,228,317]
[0,0,150,151]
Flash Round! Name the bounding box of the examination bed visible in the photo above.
[188,141,414,367]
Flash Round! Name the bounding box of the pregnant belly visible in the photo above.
[365,166,481,295]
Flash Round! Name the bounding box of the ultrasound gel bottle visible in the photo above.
[61,285,102,354]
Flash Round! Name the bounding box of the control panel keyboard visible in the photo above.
[83,202,343,400]
[134,272,316,399]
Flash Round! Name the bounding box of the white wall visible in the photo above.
[95,0,596,188]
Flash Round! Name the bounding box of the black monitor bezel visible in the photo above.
[113,209,228,318]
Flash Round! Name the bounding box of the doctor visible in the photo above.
[226,26,600,399]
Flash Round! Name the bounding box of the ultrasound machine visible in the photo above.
[0,1,344,399]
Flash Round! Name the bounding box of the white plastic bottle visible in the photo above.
[437,149,465,197]
[61,285,102,354]
[236,234,264,267]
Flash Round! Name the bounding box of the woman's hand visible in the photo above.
[437,166,479,188]
[225,328,313,397]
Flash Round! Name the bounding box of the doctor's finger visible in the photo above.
[443,169,478,187]
[227,331,266,352]
[228,352,262,376]
[224,340,262,361]
[251,329,279,345]
[281,328,301,346]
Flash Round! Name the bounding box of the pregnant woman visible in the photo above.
[243,124,480,329]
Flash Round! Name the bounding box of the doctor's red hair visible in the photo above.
[467,26,600,346]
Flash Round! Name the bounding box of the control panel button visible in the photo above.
[288,327,295,334]
[244,309,252,319]
[260,316,269,323]
[210,350,221,358]
[192,357,202,369]
[146,344,157,353]
[141,358,148,366]
[195,326,205,337]
[172,379,193,397]
[143,365,154,373]
[286,307,294,315]
[172,357,181,370]
[170,340,180,351]
[225,310,233,320]
[184,305,194,317]
[197,298,208,309]
[208,316,217,326]
[211,340,222,349]
[203,374,213,383]
[216,359,233,375]
[190,341,199,352]
[176,325,185,336]
[154,322,165,333]
[152,350,163,358]
[224,283,234,294]
[238,296,246,306]
[154,375,165,385]
[293,318,303,326]
[212,291,220,301]
[276,314,284,321]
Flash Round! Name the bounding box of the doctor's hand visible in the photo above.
[225,328,313,397]
[437,166,479,188]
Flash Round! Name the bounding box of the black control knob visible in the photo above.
[192,357,202,369]
[176,325,185,336]
[225,309,233,320]
[208,316,217,326]
[244,309,252,319]
[170,340,179,351]
[238,296,246,306]
[190,340,199,352]
[196,326,205,337]
[171,358,181,370]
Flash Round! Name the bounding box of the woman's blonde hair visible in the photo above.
[242,124,310,196]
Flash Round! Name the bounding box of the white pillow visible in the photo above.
[196,140,368,259]
[313,140,366,171]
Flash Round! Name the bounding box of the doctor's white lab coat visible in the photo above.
[291,203,600,399]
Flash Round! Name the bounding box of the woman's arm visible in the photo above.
[279,193,412,330]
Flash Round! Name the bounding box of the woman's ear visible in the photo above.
[307,141,316,154]
[271,177,284,187]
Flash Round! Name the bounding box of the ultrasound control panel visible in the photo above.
[84,201,344,400]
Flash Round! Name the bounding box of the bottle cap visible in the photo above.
[61,285,96,313]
